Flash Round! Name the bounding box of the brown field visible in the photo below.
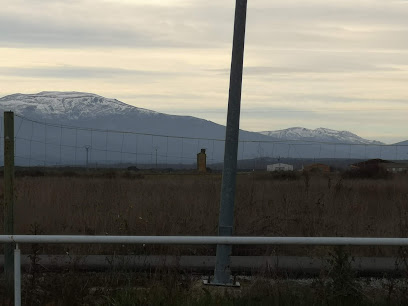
[1,170,408,256]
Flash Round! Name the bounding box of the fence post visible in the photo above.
[4,111,15,301]
[212,0,247,285]
[14,244,21,306]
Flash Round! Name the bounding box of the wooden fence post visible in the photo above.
[4,111,15,302]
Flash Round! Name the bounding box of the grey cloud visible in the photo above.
[274,94,408,105]
[248,1,408,26]
[245,27,408,51]
[241,92,408,106]
[115,93,209,101]
[152,104,408,116]
[246,64,399,74]
[2,0,408,51]
[244,2,408,50]
[0,16,180,49]
[211,64,400,76]
[0,66,176,79]
[0,2,233,49]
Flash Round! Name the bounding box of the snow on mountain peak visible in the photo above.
[259,127,384,145]
[0,91,158,120]
[0,92,387,146]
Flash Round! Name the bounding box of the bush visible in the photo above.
[127,166,139,171]
[16,169,45,177]
[342,167,392,179]
[122,171,144,179]
[326,247,362,303]
[61,170,79,177]
[270,171,300,181]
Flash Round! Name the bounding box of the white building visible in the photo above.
[267,163,294,172]
[380,163,408,173]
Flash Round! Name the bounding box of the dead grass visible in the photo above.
[0,171,408,256]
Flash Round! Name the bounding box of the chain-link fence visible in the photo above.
[0,113,406,170]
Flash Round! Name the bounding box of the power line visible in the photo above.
[11,114,407,147]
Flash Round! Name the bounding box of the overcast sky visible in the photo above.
[1,0,407,143]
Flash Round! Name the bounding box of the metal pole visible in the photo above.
[85,145,91,168]
[14,244,21,306]
[213,0,247,285]
[153,146,158,169]
[4,111,15,301]
[3,235,408,246]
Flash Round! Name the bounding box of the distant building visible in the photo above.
[303,163,330,173]
[350,159,390,170]
[267,163,293,172]
[350,159,408,174]
[380,163,408,173]
[197,149,207,173]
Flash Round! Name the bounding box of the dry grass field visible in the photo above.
[3,170,408,304]
[1,170,408,256]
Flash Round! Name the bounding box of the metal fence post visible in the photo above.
[212,0,247,285]
[14,244,21,306]
[4,111,15,301]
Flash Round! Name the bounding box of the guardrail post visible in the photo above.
[212,0,247,286]
[4,111,15,301]
[14,244,21,306]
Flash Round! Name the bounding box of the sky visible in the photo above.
[1,0,408,144]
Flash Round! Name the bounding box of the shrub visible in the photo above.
[325,247,362,304]
[16,169,45,177]
[270,171,300,181]
[342,167,392,180]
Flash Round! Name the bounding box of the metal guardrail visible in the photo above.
[3,235,408,245]
[4,235,408,305]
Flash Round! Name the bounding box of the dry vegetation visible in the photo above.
[0,170,408,256]
[2,170,408,304]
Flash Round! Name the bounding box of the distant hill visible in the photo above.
[259,127,384,145]
[394,140,408,146]
[0,92,276,166]
[0,91,267,139]
[0,91,406,167]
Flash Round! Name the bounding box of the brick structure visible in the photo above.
[197,149,207,173]
[303,163,330,173]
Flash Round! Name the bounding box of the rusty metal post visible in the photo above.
[212,0,247,285]
[4,111,15,301]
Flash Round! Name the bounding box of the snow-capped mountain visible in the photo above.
[0,91,161,121]
[395,140,408,146]
[0,91,406,166]
[0,91,276,166]
[259,127,384,145]
[0,91,226,137]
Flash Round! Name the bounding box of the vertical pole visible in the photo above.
[165,137,168,167]
[155,148,158,169]
[85,146,89,168]
[84,145,91,168]
[4,111,15,301]
[105,132,108,165]
[135,135,138,166]
[74,128,78,165]
[59,126,62,165]
[44,121,47,167]
[213,0,247,285]
[14,244,21,306]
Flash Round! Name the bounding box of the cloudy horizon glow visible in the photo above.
[1,0,408,144]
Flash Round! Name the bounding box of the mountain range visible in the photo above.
[259,127,384,145]
[0,91,406,167]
